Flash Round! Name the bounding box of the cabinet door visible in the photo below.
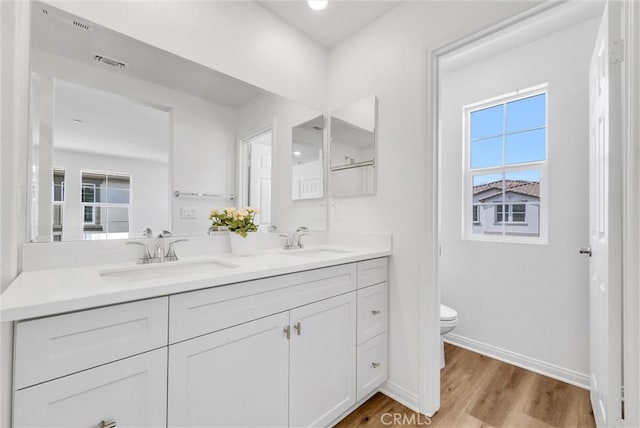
[168,312,290,428]
[14,348,167,428]
[289,293,357,427]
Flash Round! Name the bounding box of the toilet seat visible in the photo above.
[440,304,457,321]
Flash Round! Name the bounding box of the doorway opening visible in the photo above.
[428,1,614,424]
[240,129,273,227]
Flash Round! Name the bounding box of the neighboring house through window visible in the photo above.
[464,84,547,241]
[81,171,132,240]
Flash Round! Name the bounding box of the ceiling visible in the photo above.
[53,79,170,162]
[257,1,403,48]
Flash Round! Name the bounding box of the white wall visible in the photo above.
[237,93,327,232]
[0,2,30,426]
[439,17,599,384]
[42,0,328,110]
[31,49,239,238]
[327,1,538,410]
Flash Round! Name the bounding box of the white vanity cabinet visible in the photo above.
[289,292,357,427]
[168,312,290,428]
[14,348,168,428]
[10,257,389,428]
[355,258,389,402]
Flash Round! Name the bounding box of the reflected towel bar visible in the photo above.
[330,160,375,172]
[174,191,235,200]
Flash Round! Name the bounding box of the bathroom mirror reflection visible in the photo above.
[291,115,325,201]
[28,1,327,242]
[329,95,377,197]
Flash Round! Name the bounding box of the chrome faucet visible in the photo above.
[165,239,188,261]
[154,230,172,262]
[278,227,310,250]
[126,241,153,264]
[293,226,310,249]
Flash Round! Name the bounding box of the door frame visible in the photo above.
[236,126,273,209]
[621,0,640,425]
[419,0,638,419]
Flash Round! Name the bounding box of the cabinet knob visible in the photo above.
[293,321,301,336]
[371,362,381,369]
[99,421,116,428]
[371,309,381,316]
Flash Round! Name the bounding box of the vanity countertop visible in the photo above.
[0,245,391,322]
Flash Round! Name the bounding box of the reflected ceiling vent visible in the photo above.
[72,20,91,31]
[93,54,127,69]
[40,7,94,32]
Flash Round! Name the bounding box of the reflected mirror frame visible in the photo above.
[328,95,377,198]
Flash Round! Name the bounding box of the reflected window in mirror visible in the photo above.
[240,130,273,226]
[52,167,65,241]
[292,115,324,200]
[81,171,131,240]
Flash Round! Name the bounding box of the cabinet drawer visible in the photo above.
[169,263,356,343]
[356,332,388,402]
[357,282,388,345]
[15,297,168,389]
[357,258,388,288]
[14,348,167,428]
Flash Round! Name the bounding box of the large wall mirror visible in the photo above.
[329,95,377,197]
[28,1,327,243]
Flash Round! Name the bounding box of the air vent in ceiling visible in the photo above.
[93,54,127,69]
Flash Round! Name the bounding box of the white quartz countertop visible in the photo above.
[0,245,391,322]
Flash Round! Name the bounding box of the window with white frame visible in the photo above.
[52,167,65,242]
[464,85,547,241]
[81,171,131,240]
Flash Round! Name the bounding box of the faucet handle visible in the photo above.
[165,239,188,261]
[141,228,153,238]
[126,241,152,264]
[159,230,172,238]
[296,226,309,233]
[267,225,279,233]
[279,233,293,250]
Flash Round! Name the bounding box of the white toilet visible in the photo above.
[440,304,458,368]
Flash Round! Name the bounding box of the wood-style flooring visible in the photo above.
[336,344,595,428]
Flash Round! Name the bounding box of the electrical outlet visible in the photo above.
[180,207,197,219]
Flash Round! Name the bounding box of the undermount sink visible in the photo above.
[280,248,353,258]
[100,259,238,283]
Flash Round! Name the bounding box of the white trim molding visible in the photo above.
[380,381,421,414]
[444,334,590,390]
[622,0,640,426]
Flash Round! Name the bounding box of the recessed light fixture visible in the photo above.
[293,151,302,157]
[308,0,328,11]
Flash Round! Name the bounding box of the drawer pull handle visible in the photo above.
[283,325,290,340]
[294,321,301,336]
[100,420,116,428]
[371,310,381,316]
[371,362,381,369]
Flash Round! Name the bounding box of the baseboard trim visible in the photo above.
[444,333,590,390]
[379,381,421,413]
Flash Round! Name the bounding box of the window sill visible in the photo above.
[463,233,548,246]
